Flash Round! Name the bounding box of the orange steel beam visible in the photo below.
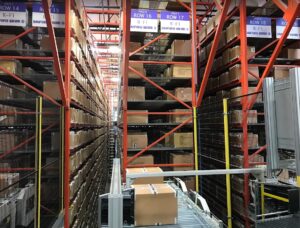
[0,66,61,107]
[122,0,131,181]
[128,163,194,168]
[240,0,250,227]
[272,0,287,12]
[248,1,300,110]
[176,0,191,11]
[196,0,231,107]
[90,31,119,35]
[129,34,167,57]
[129,66,192,109]
[214,0,223,10]
[64,0,71,227]
[129,60,192,65]
[42,0,67,107]
[0,27,36,49]
[85,9,119,14]
[0,123,57,160]
[127,117,193,164]
[89,22,119,26]
[127,111,192,115]
[249,145,267,160]
[248,39,278,60]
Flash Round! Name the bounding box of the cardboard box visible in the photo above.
[168,132,193,148]
[163,90,174,100]
[0,173,19,197]
[230,133,258,149]
[169,109,190,123]
[40,36,66,51]
[129,42,141,53]
[274,67,289,80]
[230,110,257,124]
[127,155,154,165]
[127,167,164,185]
[170,153,193,171]
[229,65,259,82]
[229,46,255,61]
[43,81,61,100]
[226,20,240,42]
[184,177,195,191]
[174,88,192,102]
[0,61,21,75]
[133,184,177,226]
[0,34,22,50]
[127,110,148,124]
[128,133,148,148]
[230,87,263,103]
[288,49,300,59]
[128,87,145,101]
[128,62,145,78]
[170,65,192,78]
[171,39,191,56]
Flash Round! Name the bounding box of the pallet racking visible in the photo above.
[121,0,300,227]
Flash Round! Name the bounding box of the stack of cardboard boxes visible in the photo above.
[126,167,178,226]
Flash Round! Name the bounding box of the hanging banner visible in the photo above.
[160,11,190,34]
[130,9,158,32]
[246,17,272,38]
[32,3,65,28]
[276,18,300,39]
[0,2,27,27]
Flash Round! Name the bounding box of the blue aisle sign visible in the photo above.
[0,2,27,27]
[160,11,190,34]
[32,3,65,28]
[130,9,158,32]
[276,18,300,39]
[246,17,272,38]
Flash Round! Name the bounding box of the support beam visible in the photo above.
[42,0,67,107]
[196,0,231,107]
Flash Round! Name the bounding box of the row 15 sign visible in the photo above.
[32,3,65,28]
[130,9,190,34]
[0,2,27,27]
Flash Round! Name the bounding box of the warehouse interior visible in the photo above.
[0,0,300,227]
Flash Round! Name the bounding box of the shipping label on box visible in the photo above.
[133,184,177,226]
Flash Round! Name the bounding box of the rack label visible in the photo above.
[0,2,27,27]
[276,18,300,39]
[160,11,190,34]
[246,17,272,38]
[32,3,65,28]
[130,9,158,32]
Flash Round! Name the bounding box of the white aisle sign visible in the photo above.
[276,18,300,39]
[130,9,158,32]
[32,3,65,28]
[246,17,272,38]
[0,2,27,27]
[160,11,190,34]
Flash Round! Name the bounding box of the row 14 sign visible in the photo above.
[130,9,190,34]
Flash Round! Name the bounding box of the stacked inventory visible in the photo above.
[125,30,195,189]
[0,1,109,227]
[198,1,300,227]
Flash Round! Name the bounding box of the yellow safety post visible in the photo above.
[223,98,232,228]
[60,107,65,211]
[261,183,265,221]
[193,107,199,192]
[297,176,300,187]
[35,96,42,228]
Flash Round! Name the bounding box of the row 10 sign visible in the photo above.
[130,9,190,34]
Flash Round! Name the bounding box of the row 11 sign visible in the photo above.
[130,9,190,34]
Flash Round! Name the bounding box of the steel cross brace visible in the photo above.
[196,0,231,107]
[42,0,67,107]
